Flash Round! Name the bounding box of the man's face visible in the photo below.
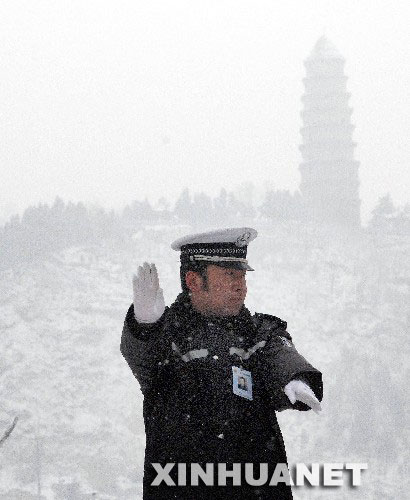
[189,264,247,317]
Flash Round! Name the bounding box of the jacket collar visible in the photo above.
[164,292,255,339]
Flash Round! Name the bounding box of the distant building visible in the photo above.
[299,36,361,227]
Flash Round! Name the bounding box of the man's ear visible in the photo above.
[185,270,204,292]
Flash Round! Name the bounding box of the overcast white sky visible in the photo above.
[1,0,409,223]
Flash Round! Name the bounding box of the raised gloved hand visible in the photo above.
[284,380,322,414]
[132,262,165,323]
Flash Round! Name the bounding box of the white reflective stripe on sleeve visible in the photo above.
[230,340,266,360]
[181,349,209,362]
[246,340,267,357]
[172,342,209,362]
[172,342,181,355]
[230,347,247,358]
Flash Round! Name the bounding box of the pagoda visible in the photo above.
[299,36,361,227]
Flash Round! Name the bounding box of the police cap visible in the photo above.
[171,227,258,271]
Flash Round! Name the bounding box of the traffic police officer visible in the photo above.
[121,227,323,499]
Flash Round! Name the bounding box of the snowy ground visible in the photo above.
[0,223,408,499]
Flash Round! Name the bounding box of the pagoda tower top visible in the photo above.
[298,36,361,228]
[307,36,344,61]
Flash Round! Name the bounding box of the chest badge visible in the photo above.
[232,366,253,400]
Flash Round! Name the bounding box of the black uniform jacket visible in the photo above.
[120,293,323,500]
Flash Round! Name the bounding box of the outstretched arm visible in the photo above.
[253,314,323,412]
[262,331,323,412]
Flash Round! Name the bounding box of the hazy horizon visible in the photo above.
[1,0,409,225]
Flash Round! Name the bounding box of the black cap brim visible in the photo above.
[211,261,254,271]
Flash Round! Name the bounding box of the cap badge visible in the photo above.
[235,231,251,247]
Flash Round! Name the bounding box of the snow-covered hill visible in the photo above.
[1,224,408,499]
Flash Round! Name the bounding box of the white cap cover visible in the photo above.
[171,227,258,271]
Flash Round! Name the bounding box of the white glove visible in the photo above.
[284,380,322,414]
[132,262,165,323]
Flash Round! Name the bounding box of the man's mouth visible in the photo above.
[229,296,244,303]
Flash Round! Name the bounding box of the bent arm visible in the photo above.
[120,303,167,396]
